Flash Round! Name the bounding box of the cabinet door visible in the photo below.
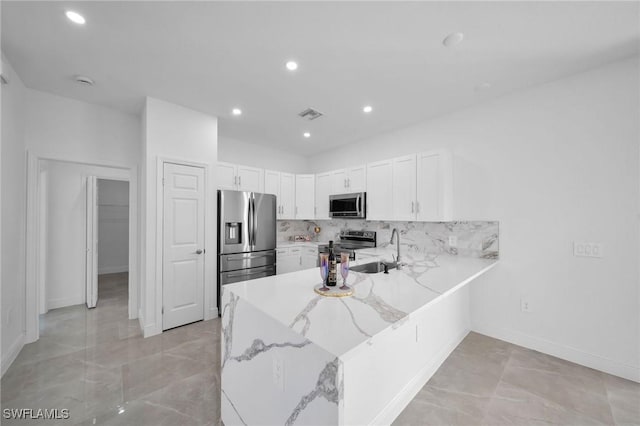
[315,173,332,219]
[237,165,263,193]
[279,173,296,219]
[393,155,417,221]
[217,162,238,190]
[295,174,315,220]
[301,248,318,270]
[330,169,347,194]
[264,170,280,196]
[366,160,393,220]
[346,165,366,192]
[417,150,453,221]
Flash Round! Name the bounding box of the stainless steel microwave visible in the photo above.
[329,192,366,218]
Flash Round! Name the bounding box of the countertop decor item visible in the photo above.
[313,283,353,297]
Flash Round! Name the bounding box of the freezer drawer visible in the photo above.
[219,264,276,285]
[219,250,276,272]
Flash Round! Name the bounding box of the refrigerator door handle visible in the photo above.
[251,192,257,250]
[247,193,254,247]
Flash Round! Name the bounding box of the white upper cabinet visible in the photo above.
[237,165,263,192]
[392,155,417,221]
[315,172,332,220]
[217,162,263,192]
[217,162,238,190]
[295,174,315,220]
[330,169,347,194]
[279,173,296,220]
[366,160,393,221]
[327,165,366,194]
[265,170,295,220]
[345,165,366,192]
[364,150,453,222]
[416,150,453,221]
[264,170,280,196]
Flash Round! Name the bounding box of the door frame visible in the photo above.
[25,151,138,343]
[155,157,215,334]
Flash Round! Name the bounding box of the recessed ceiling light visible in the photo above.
[303,132,311,138]
[74,75,94,86]
[363,105,373,113]
[232,108,242,116]
[442,32,464,47]
[285,61,298,71]
[65,11,86,25]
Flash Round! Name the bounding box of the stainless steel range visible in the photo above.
[318,230,376,263]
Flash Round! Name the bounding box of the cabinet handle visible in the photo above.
[295,206,298,215]
[238,175,241,186]
[234,176,237,185]
[416,202,420,213]
[347,178,350,188]
[411,201,414,213]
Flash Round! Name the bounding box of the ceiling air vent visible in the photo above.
[298,107,324,121]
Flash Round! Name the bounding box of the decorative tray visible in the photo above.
[313,283,353,298]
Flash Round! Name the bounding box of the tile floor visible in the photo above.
[1,273,638,425]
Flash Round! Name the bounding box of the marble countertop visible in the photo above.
[223,253,498,360]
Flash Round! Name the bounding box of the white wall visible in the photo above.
[218,136,309,173]
[23,89,141,341]
[1,57,27,375]
[97,179,129,275]
[141,97,217,337]
[309,57,640,381]
[24,89,139,167]
[42,161,129,310]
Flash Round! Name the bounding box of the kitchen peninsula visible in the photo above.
[221,251,498,425]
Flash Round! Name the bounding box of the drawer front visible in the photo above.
[219,250,276,272]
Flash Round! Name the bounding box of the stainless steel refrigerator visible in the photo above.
[217,190,277,311]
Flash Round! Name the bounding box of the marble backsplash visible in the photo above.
[277,220,499,259]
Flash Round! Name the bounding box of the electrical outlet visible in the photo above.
[521,298,532,313]
[448,236,458,248]
[573,242,604,258]
[272,356,284,391]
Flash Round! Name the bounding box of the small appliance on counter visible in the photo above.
[317,230,376,264]
[217,190,277,313]
[329,192,366,218]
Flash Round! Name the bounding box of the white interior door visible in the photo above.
[85,176,99,309]
[163,163,205,330]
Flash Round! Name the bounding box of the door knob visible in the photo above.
[196,249,203,255]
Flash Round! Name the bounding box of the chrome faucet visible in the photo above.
[390,228,404,270]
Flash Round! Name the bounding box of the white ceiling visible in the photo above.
[3,1,639,156]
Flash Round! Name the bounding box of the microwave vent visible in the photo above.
[298,107,324,121]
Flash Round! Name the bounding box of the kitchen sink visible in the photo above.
[351,261,396,274]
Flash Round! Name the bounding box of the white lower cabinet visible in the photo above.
[277,246,318,275]
[276,248,299,275]
[301,247,318,269]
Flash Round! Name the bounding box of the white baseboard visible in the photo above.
[207,307,219,320]
[1,334,25,377]
[371,328,470,425]
[137,309,161,338]
[47,296,84,310]
[472,322,640,383]
[98,265,129,275]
